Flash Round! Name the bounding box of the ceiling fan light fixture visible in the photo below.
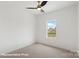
[37,8,41,10]
[26,1,48,14]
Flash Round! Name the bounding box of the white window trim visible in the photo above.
[46,19,56,40]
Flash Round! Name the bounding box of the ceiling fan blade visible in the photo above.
[40,1,47,7]
[26,7,37,9]
[40,9,45,13]
[40,9,47,15]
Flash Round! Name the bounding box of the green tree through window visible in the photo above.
[48,20,56,37]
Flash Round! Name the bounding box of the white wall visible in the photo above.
[0,2,36,53]
[77,2,79,53]
[36,5,78,52]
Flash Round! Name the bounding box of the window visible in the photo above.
[48,20,56,38]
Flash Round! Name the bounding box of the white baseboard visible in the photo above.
[36,42,77,53]
[0,41,35,54]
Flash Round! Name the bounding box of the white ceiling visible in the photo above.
[24,1,78,15]
[0,1,78,15]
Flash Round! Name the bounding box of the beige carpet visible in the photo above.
[0,43,79,58]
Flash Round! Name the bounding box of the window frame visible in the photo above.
[46,19,56,39]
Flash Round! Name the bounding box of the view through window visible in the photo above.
[48,20,56,37]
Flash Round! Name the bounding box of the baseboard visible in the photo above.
[36,42,77,54]
[1,41,35,54]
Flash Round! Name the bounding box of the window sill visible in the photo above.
[47,37,56,40]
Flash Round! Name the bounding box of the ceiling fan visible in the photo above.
[26,1,48,14]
